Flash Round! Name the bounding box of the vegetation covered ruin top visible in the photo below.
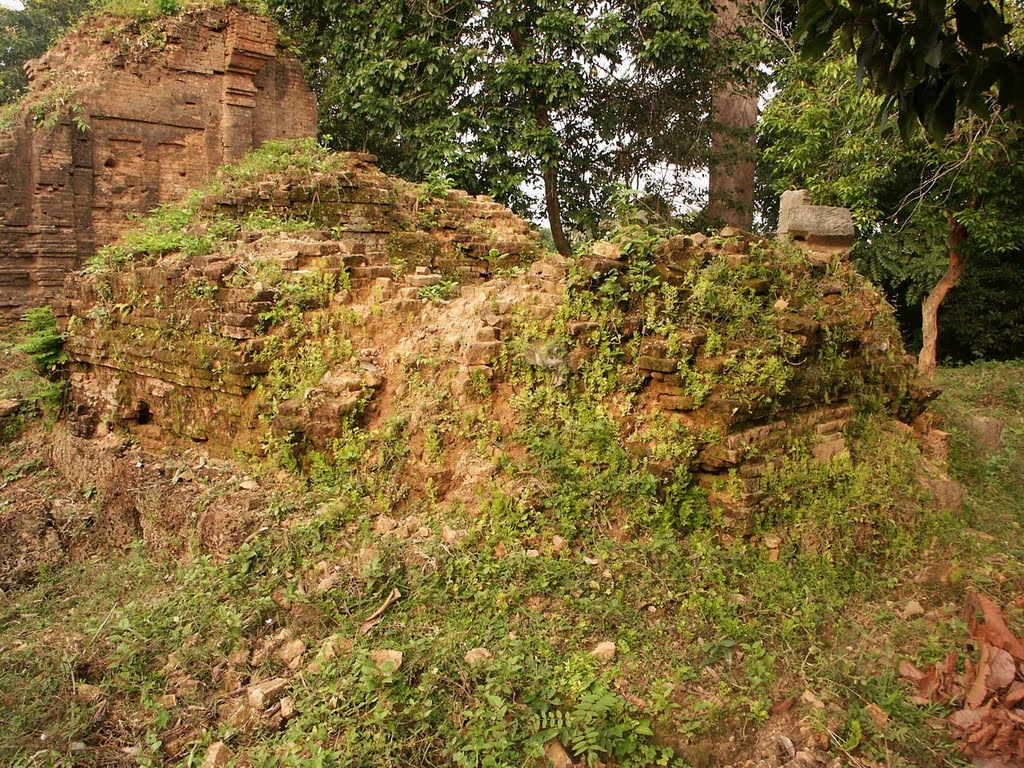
[1,1,1023,767]
[1,135,980,766]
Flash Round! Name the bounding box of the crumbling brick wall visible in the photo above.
[0,7,316,318]
[56,150,542,452]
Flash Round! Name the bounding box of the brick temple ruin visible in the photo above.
[0,6,316,318]
[0,8,956,542]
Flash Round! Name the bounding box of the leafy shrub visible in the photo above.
[418,278,459,302]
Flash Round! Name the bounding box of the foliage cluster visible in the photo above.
[267,0,769,239]
[759,51,1024,363]
[0,309,67,440]
[212,137,351,187]
[797,0,1024,139]
[85,200,239,272]
[15,306,67,374]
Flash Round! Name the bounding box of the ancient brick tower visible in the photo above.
[0,7,317,318]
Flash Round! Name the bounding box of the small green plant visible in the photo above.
[184,277,218,302]
[419,169,454,202]
[241,209,317,232]
[468,367,492,398]
[16,307,67,374]
[418,278,459,302]
[25,86,90,133]
[532,684,665,767]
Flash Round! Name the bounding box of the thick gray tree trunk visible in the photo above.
[707,0,758,230]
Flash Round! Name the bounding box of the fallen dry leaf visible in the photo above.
[358,588,402,636]
[992,722,1017,751]
[1005,683,1024,707]
[968,721,1000,746]
[966,592,1024,660]
[865,703,889,729]
[941,650,958,699]
[967,644,993,709]
[949,707,985,730]
[1005,709,1024,725]
[770,696,796,714]
[899,660,925,682]
[988,648,1017,691]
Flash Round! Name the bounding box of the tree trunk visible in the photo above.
[541,163,572,257]
[918,216,968,377]
[509,26,572,257]
[707,0,757,230]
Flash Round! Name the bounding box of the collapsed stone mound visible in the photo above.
[55,140,941,532]
[0,6,316,318]
[57,141,542,448]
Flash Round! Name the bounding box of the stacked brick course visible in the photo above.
[57,152,542,451]
[0,7,316,318]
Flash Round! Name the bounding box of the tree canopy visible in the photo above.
[796,0,1024,139]
[268,0,768,250]
[760,51,1024,369]
[0,0,92,104]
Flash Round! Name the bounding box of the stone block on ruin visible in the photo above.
[777,189,855,248]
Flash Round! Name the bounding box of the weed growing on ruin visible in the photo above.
[1,317,67,440]
[96,0,220,22]
[468,367,492,398]
[16,307,67,374]
[184,276,218,302]
[258,325,354,407]
[417,278,459,302]
[0,80,90,134]
[85,203,239,271]
[224,255,285,289]
[420,170,454,201]
[759,414,936,555]
[24,85,91,132]
[257,268,347,329]
[215,138,350,186]
[241,210,319,233]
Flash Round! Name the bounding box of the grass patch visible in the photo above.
[0,360,973,766]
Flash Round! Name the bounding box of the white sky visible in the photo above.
[1,0,25,8]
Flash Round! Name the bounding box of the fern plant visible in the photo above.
[531,685,663,767]
[16,306,67,374]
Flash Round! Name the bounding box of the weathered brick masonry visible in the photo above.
[0,7,316,318]
[57,152,543,452]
